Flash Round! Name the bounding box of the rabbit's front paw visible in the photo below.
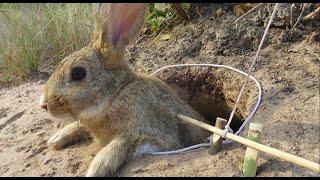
[86,135,135,177]
[86,161,108,177]
[48,122,90,149]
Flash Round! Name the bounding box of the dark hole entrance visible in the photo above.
[157,67,258,133]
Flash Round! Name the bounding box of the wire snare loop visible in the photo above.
[147,3,279,155]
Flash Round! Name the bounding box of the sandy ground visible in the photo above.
[0,3,319,177]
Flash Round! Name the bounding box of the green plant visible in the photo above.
[145,3,190,33]
[0,3,93,86]
[0,3,191,86]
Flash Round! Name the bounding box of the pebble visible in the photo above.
[36,132,46,137]
[24,90,30,95]
[56,123,61,128]
[26,150,36,159]
[132,168,147,173]
[43,158,52,165]
[34,145,48,154]
[24,148,31,153]
[15,146,26,152]
[47,170,56,177]
[2,113,7,118]
[37,80,45,85]
[37,139,47,146]
[70,161,81,174]
[24,162,31,168]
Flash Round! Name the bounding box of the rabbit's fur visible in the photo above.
[40,3,210,176]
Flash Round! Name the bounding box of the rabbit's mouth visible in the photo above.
[40,93,76,121]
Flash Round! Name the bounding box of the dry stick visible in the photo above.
[243,123,263,177]
[234,3,265,25]
[171,3,189,20]
[301,6,320,22]
[177,114,320,174]
[195,6,204,19]
[291,3,306,31]
[290,3,296,28]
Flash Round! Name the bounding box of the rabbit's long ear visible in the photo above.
[92,3,147,68]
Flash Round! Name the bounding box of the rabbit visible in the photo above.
[39,3,211,177]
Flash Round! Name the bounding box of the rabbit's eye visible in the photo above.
[71,67,86,81]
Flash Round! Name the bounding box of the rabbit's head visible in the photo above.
[39,3,148,121]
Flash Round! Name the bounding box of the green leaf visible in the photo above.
[148,3,155,13]
[181,3,190,10]
[155,9,167,17]
[145,13,154,21]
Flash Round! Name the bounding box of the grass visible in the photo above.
[0,3,93,86]
[0,3,185,87]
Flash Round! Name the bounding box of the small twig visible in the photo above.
[149,26,169,46]
[196,6,203,19]
[234,3,265,25]
[135,35,146,44]
[303,94,315,103]
[56,16,93,27]
[38,41,76,72]
[2,138,26,144]
[197,16,207,25]
[301,6,320,22]
[290,3,296,28]
[291,3,306,31]
[32,4,67,41]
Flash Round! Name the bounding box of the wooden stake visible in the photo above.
[243,123,263,177]
[177,114,320,174]
[208,117,227,155]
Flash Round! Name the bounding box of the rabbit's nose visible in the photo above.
[41,104,48,111]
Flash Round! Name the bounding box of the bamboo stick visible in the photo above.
[177,114,320,174]
[243,123,263,177]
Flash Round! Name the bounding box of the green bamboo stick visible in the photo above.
[243,123,263,177]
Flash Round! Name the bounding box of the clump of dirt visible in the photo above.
[0,3,319,177]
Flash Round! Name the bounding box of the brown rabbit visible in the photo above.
[40,3,210,177]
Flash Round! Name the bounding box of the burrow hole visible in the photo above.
[157,67,259,133]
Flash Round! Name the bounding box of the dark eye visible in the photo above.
[71,67,86,81]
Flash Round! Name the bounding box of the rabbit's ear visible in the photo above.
[92,3,147,50]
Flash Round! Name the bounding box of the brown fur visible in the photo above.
[41,3,210,177]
